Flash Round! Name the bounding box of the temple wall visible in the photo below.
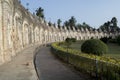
[0,0,118,65]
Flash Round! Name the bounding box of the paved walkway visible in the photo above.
[35,46,91,80]
[0,46,38,80]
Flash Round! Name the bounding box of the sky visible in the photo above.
[21,0,120,28]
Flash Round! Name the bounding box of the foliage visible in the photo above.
[65,38,72,48]
[63,16,77,30]
[64,38,77,49]
[51,42,120,65]
[64,21,69,27]
[71,38,76,42]
[51,42,120,79]
[108,35,120,45]
[57,19,62,28]
[81,39,108,56]
[116,35,120,45]
[111,17,118,27]
[100,37,111,43]
[99,17,119,32]
[65,38,76,43]
[36,7,44,19]
[63,16,93,31]
[65,38,73,48]
[100,37,108,43]
[108,38,117,43]
[69,16,77,28]
[82,22,91,28]
[76,22,93,32]
[48,21,52,26]
[65,38,71,43]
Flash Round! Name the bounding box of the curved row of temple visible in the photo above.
[0,0,119,65]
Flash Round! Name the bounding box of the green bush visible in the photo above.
[100,37,111,43]
[65,38,72,48]
[51,42,120,79]
[71,38,76,42]
[65,38,76,42]
[65,38,77,48]
[81,39,108,56]
[108,38,117,43]
[116,35,120,45]
[65,38,71,43]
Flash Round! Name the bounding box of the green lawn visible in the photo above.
[68,41,120,59]
[104,43,120,59]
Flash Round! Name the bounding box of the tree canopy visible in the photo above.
[57,19,62,28]
[36,7,44,19]
[99,17,119,32]
[63,16,77,30]
[69,16,77,27]
[111,17,118,27]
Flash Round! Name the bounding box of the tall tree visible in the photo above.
[82,22,90,28]
[99,17,119,33]
[100,21,111,32]
[26,3,29,10]
[76,23,82,28]
[64,21,69,27]
[69,16,77,27]
[111,17,118,27]
[81,22,92,31]
[48,21,52,26]
[57,19,62,28]
[64,21,69,30]
[36,7,44,19]
[63,16,77,30]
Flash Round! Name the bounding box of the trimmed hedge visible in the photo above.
[51,42,120,80]
[81,39,108,56]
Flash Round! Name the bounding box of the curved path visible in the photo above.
[35,46,91,80]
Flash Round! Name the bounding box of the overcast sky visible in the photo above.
[21,0,120,28]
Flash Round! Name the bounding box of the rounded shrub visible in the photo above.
[81,39,108,56]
